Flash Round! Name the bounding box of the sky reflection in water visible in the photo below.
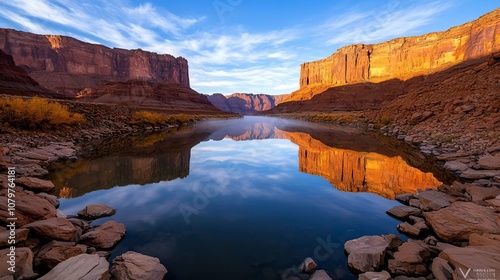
[54,117,443,280]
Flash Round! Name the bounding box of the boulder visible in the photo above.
[443,160,469,172]
[298,257,317,273]
[465,185,500,202]
[431,257,453,280]
[397,222,420,236]
[408,199,422,209]
[395,193,415,204]
[358,270,392,280]
[35,193,59,208]
[439,246,500,271]
[417,190,452,211]
[468,233,500,246]
[308,270,332,280]
[0,189,57,226]
[408,216,429,232]
[0,247,37,279]
[80,221,125,249]
[0,228,29,247]
[478,155,500,170]
[38,254,110,280]
[388,241,430,276]
[424,202,500,242]
[485,198,500,210]
[78,204,116,220]
[438,182,467,198]
[111,251,167,280]
[34,241,87,272]
[386,206,421,219]
[22,217,76,241]
[344,234,402,272]
[16,177,55,192]
[460,169,500,179]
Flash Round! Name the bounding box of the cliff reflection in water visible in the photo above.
[51,117,445,199]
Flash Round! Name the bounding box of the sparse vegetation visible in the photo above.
[130,111,196,127]
[380,114,392,125]
[0,97,85,129]
[130,111,169,126]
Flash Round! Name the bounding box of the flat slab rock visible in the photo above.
[478,155,500,170]
[417,190,452,211]
[358,270,391,280]
[77,204,116,220]
[0,189,57,226]
[439,246,500,272]
[424,201,500,242]
[38,253,110,280]
[460,169,500,179]
[465,185,500,202]
[111,251,167,280]
[16,177,55,192]
[386,206,421,219]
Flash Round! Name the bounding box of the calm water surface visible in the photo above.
[49,117,446,280]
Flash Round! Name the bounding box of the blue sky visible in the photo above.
[0,1,498,95]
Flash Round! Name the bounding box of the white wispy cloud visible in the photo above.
[321,1,451,45]
[0,0,451,94]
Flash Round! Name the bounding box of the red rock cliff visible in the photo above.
[294,9,499,101]
[0,29,189,95]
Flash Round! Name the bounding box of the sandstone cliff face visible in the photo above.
[0,29,189,95]
[207,93,289,115]
[0,49,62,97]
[290,9,499,102]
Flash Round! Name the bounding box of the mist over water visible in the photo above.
[50,116,445,280]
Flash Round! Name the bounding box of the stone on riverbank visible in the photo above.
[397,222,420,236]
[298,257,317,273]
[460,169,500,179]
[443,160,468,172]
[417,190,452,211]
[395,193,414,204]
[39,254,110,280]
[34,241,87,272]
[0,189,57,226]
[344,234,402,272]
[431,257,453,280]
[0,247,37,279]
[22,217,77,241]
[80,221,125,249]
[439,246,500,271]
[468,233,500,246]
[111,251,167,280]
[388,240,430,276]
[78,204,116,220]
[358,270,392,280]
[308,269,332,280]
[0,228,29,246]
[478,155,500,170]
[423,202,500,242]
[16,177,55,192]
[464,185,500,202]
[386,206,421,219]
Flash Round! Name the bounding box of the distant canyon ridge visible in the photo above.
[206,93,289,115]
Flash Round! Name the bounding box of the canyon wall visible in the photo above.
[0,49,62,97]
[0,29,189,95]
[207,93,289,115]
[293,8,499,101]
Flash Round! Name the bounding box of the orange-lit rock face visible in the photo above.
[0,29,189,95]
[292,9,500,101]
[280,130,441,199]
[207,93,290,115]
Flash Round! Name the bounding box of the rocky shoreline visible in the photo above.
[1,107,499,279]
[0,140,170,279]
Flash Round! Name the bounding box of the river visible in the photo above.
[48,116,448,280]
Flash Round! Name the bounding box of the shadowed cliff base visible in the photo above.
[264,54,498,114]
